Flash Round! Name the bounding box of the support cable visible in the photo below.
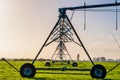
[115,0,118,30]
[107,63,120,73]
[107,32,120,73]
[70,11,75,21]
[2,58,20,72]
[84,2,86,31]
[111,32,120,48]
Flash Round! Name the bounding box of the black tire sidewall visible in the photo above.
[72,62,78,67]
[45,62,51,66]
[20,63,36,77]
[90,64,106,79]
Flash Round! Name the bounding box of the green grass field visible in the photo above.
[0,60,120,80]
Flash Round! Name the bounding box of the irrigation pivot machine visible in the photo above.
[2,1,120,79]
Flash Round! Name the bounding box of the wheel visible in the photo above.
[90,64,106,79]
[72,62,78,67]
[45,62,51,66]
[20,63,36,77]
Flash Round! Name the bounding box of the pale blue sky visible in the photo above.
[0,0,120,60]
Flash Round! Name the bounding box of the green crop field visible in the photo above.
[0,60,120,80]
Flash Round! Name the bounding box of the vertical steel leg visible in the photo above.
[32,17,62,64]
[66,15,94,65]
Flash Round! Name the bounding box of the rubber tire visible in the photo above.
[90,64,106,79]
[45,62,51,66]
[20,63,36,77]
[72,62,78,67]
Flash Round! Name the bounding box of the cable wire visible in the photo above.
[116,0,118,30]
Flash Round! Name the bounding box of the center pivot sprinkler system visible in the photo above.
[2,2,120,79]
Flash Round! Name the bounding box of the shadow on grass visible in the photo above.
[36,71,89,75]
[27,77,46,80]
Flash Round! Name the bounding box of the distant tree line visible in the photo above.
[93,57,120,62]
[1,57,120,62]
[93,57,106,62]
[0,58,51,61]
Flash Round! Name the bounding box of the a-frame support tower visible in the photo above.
[32,11,94,67]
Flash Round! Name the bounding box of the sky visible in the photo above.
[0,0,120,60]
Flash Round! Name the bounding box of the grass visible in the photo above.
[0,60,120,80]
